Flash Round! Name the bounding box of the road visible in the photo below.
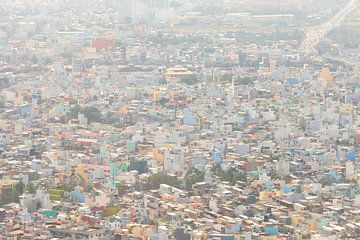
[300,0,358,55]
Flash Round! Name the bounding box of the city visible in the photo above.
[0,0,359,239]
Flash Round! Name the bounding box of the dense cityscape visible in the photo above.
[0,0,359,239]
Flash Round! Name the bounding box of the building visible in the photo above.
[164,68,193,83]
[72,58,84,73]
[92,38,115,52]
[117,0,137,23]
[49,227,106,239]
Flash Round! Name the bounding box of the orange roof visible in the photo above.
[76,138,97,143]
[82,132,98,138]
[117,108,129,114]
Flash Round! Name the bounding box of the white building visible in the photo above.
[275,160,290,177]
[19,190,52,213]
[164,150,184,173]
[118,0,137,23]
[346,161,355,179]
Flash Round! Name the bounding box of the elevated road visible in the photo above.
[300,0,357,55]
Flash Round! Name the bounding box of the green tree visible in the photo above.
[185,168,205,189]
[56,183,73,192]
[116,181,129,195]
[15,182,25,194]
[159,98,169,106]
[91,148,100,154]
[93,182,102,189]
[319,176,334,187]
[61,105,82,123]
[0,183,25,205]
[213,165,246,185]
[181,75,198,85]
[143,172,181,190]
[269,154,280,162]
[25,183,37,194]
[239,77,254,85]
[222,73,233,82]
[84,106,102,123]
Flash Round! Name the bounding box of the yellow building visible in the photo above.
[0,179,18,194]
[152,148,165,164]
[319,68,334,88]
[291,214,303,226]
[307,220,317,231]
[74,164,89,188]
[164,68,193,83]
[259,191,270,201]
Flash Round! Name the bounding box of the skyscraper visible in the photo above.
[127,0,137,23]
[238,51,247,68]
[120,45,127,63]
[117,0,137,24]
[149,0,169,8]
[118,0,126,23]
[72,58,84,73]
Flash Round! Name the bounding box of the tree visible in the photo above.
[56,183,73,192]
[269,154,280,162]
[340,178,358,186]
[91,148,100,154]
[143,172,181,190]
[222,73,233,82]
[61,105,82,123]
[15,182,25,194]
[93,182,102,189]
[63,105,104,124]
[181,75,198,85]
[84,106,102,123]
[238,77,254,85]
[25,183,37,194]
[0,183,25,205]
[0,100,5,108]
[185,168,204,189]
[159,98,169,106]
[61,140,84,151]
[213,165,246,184]
[116,181,129,195]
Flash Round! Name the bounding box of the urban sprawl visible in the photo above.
[0,0,359,239]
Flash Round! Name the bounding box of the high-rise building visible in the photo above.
[238,51,247,68]
[127,0,137,23]
[9,49,18,65]
[148,0,171,19]
[118,0,126,23]
[148,0,169,8]
[117,0,137,24]
[140,50,147,63]
[72,58,84,73]
[120,46,127,63]
[52,62,67,82]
